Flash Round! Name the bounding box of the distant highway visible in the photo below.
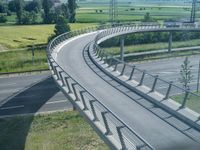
[0,73,72,117]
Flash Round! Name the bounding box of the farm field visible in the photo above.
[0,23,96,49]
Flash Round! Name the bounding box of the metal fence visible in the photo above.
[46,24,156,150]
[93,25,200,114]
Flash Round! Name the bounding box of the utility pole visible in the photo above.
[197,60,200,92]
[190,0,197,23]
[109,0,117,22]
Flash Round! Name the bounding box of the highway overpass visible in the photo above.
[47,24,200,150]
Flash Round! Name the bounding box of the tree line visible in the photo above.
[0,0,76,24]
[100,31,200,47]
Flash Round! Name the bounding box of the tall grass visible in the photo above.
[0,49,48,73]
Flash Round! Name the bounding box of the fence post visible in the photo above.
[163,81,173,100]
[101,112,112,135]
[138,71,146,86]
[116,126,127,150]
[180,90,190,109]
[114,62,118,71]
[150,75,159,92]
[64,77,72,93]
[72,83,79,101]
[89,100,99,121]
[108,58,113,67]
[120,64,126,76]
[59,71,65,87]
[79,91,88,110]
[129,66,136,80]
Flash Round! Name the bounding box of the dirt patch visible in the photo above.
[0,44,8,52]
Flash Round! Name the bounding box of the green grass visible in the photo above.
[172,92,200,114]
[0,23,96,49]
[0,49,48,73]
[105,39,200,55]
[0,111,108,150]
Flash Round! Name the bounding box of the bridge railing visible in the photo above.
[94,31,200,115]
[47,24,156,150]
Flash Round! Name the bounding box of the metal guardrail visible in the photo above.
[46,24,156,150]
[93,25,200,114]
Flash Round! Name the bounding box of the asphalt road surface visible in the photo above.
[0,72,72,117]
[115,55,200,96]
[55,33,200,150]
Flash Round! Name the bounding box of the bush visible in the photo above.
[0,15,7,23]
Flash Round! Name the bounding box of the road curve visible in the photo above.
[54,32,200,150]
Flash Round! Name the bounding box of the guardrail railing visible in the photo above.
[93,25,200,115]
[47,24,156,150]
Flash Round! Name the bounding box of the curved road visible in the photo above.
[55,33,200,149]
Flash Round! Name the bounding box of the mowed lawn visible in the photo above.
[0,111,108,150]
[0,23,96,49]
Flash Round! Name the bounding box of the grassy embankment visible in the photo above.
[0,23,96,73]
[172,92,200,113]
[0,111,108,150]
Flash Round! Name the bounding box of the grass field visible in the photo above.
[0,23,96,49]
[0,49,48,73]
[105,39,200,55]
[173,92,200,113]
[0,111,108,150]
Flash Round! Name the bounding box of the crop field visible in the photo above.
[76,2,198,23]
[0,23,96,49]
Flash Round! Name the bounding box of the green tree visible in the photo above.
[179,57,193,90]
[24,0,41,13]
[15,0,24,24]
[0,15,7,23]
[0,2,7,13]
[8,0,17,12]
[68,0,76,23]
[42,0,53,24]
[54,16,70,35]
[48,16,70,41]
[143,12,154,22]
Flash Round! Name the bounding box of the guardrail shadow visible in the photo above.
[0,76,60,150]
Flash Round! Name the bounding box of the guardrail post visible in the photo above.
[150,75,159,92]
[114,62,118,71]
[101,112,112,135]
[163,81,173,100]
[79,91,88,110]
[59,71,65,86]
[64,77,72,93]
[72,83,79,101]
[129,66,136,80]
[89,100,99,121]
[180,90,190,109]
[138,71,146,86]
[108,58,113,67]
[54,66,60,80]
[116,126,127,150]
[100,51,105,61]
[98,49,102,58]
[120,64,126,76]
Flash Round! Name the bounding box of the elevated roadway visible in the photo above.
[53,31,200,149]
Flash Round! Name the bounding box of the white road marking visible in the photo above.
[158,71,175,74]
[1,105,24,110]
[0,83,17,87]
[46,100,67,105]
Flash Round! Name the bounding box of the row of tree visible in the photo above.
[0,0,76,24]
